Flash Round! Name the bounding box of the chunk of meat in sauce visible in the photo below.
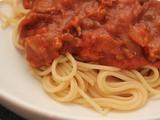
[129,1,160,62]
[20,0,160,70]
[25,33,81,68]
[23,0,35,9]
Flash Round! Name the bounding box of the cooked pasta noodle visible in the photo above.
[0,0,27,28]
[1,0,160,115]
[30,53,160,115]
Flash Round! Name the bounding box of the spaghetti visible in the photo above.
[1,0,160,115]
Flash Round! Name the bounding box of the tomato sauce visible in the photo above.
[20,0,160,70]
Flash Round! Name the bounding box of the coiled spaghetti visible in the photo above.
[1,0,160,115]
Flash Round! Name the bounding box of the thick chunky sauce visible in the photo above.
[20,0,160,70]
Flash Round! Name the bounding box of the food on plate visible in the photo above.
[0,0,160,115]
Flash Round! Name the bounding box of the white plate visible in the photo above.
[0,5,160,120]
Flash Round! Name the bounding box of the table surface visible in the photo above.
[0,104,24,120]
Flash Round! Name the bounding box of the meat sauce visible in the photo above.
[20,0,160,70]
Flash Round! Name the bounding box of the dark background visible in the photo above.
[0,105,24,120]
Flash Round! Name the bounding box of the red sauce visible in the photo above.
[20,0,160,70]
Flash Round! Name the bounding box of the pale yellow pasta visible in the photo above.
[1,0,160,116]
